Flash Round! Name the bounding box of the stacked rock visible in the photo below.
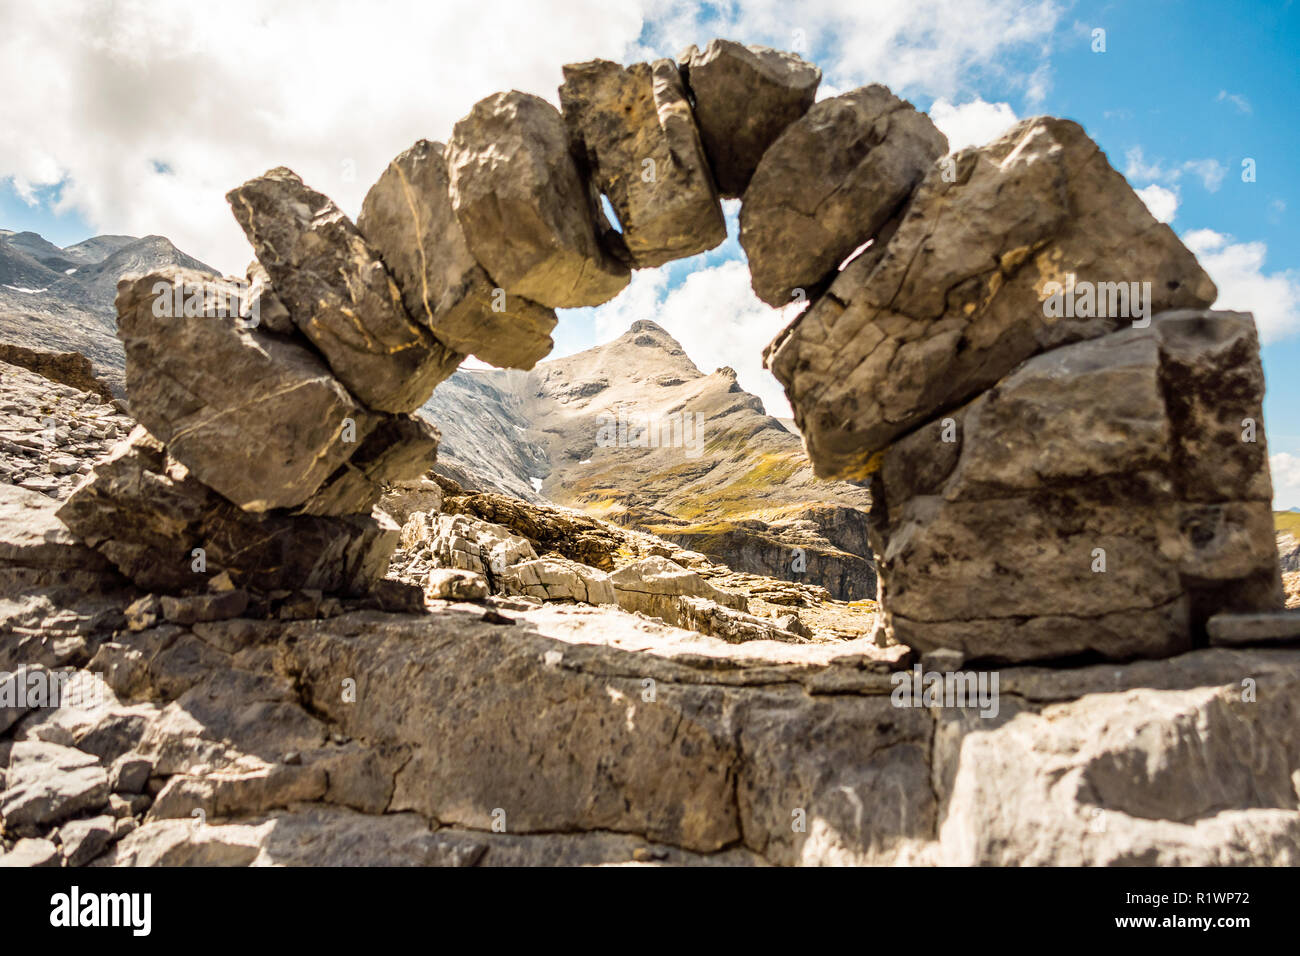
[765,116,1283,662]
[48,37,1284,651]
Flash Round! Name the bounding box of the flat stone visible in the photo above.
[425,568,490,602]
[741,85,947,306]
[560,58,724,267]
[116,268,376,511]
[0,838,60,867]
[57,428,398,596]
[0,740,109,831]
[447,91,630,308]
[767,116,1218,479]
[678,39,821,197]
[1208,611,1300,646]
[227,167,461,412]
[358,139,557,368]
[499,556,616,604]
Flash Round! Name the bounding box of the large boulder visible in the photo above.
[446,91,630,308]
[608,555,747,625]
[357,139,557,369]
[116,268,377,512]
[767,116,1218,479]
[499,556,616,604]
[227,167,461,413]
[560,58,725,267]
[868,311,1282,664]
[678,39,821,198]
[741,85,947,306]
[56,428,398,595]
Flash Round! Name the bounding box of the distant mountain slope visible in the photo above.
[424,321,877,599]
[0,229,219,391]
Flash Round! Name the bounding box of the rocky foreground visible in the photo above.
[3,36,1300,866]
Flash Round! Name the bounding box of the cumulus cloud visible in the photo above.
[1,0,1062,274]
[1270,453,1300,511]
[1136,183,1179,223]
[1182,229,1300,344]
[928,98,1019,151]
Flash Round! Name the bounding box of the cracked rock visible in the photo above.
[678,39,821,198]
[560,58,725,267]
[767,116,1217,479]
[741,84,947,306]
[227,167,462,413]
[868,310,1282,663]
[358,139,556,369]
[447,91,630,308]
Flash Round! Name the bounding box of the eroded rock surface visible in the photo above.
[228,167,460,412]
[767,116,1217,479]
[741,85,947,306]
[868,311,1281,663]
[117,268,375,512]
[358,139,556,368]
[678,39,821,197]
[447,92,629,308]
[560,58,725,267]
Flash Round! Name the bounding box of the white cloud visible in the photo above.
[1182,229,1300,344]
[1270,453,1300,511]
[1124,147,1224,193]
[0,0,647,273]
[1136,183,1179,223]
[1,0,1062,274]
[1183,158,1225,193]
[928,98,1019,151]
[1216,89,1252,114]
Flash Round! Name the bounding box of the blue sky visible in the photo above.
[3,0,1299,502]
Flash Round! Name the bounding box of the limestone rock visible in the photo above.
[241,260,294,335]
[499,556,616,604]
[377,476,443,526]
[401,511,537,588]
[678,39,821,198]
[295,413,440,517]
[1207,611,1300,646]
[56,428,398,596]
[117,268,376,512]
[869,311,1282,664]
[58,814,115,866]
[767,116,1218,479]
[0,838,60,867]
[560,58,725,267]
[0,483,113,576]
[675,595,807,643]
[0,740,109,832]
[358,139,557,368]
[425,568,489,602]
[447,91,629,308]
[741,85,947,306]
[227,167,461,412]
[608,555,748,625]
